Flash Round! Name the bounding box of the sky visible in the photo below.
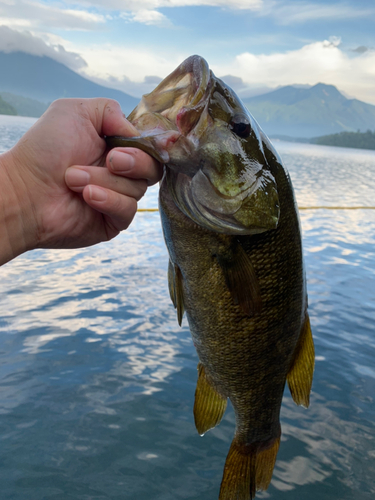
[0,0,375,104]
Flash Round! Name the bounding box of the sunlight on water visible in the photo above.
[276,141,375,207]
[0,115,375,499]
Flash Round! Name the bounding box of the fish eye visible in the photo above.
[230,114,251,138]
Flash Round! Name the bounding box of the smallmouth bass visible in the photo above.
[106,55,314,500]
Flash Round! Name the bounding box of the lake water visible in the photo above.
[1,114,375,500]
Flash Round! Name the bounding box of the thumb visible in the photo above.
[89,98,140,138]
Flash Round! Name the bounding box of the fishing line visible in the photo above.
[137,207,375,212]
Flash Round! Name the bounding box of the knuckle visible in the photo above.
[136,180,148,199]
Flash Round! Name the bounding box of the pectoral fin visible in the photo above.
[216,240,262,316]
[194,363,227,436]
[168,260,185,326]
[287,313,315,408]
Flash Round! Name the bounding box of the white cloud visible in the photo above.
[77,37,375,105]
[263,1,375,24]
[0,25,87,70]
[0,0,106,31]
[214,38,375,105]
[76,43,185,85]
[0,0,263,31]
[59,0,263,26]
[120,9,171,26]
[74,0,262,10]
[0,17,33,28]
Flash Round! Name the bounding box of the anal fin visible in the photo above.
[219,437,280,500]
[194,363,227,435]
[168,260,185,326]
[287,312,315,408]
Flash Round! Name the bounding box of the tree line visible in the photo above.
[0,96,17,115]
[311,130,375,151]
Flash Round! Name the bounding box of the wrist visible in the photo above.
[0,150,39,265]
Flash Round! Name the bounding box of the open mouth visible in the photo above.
[157,56,211,136]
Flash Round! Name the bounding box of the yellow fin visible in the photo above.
[219,437,280,500]
[168,260,185,326]
[217,241,262,316]
[287,313,315,408]
[168,260,176,307]
[194,363,227,435]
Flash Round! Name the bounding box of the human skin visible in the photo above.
[0,98,162,266]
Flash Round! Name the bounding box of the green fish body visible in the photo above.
[106,55,314,500]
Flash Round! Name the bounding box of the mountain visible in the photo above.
[0,92,48,117]
[0,51,138,115]
[0,95,17,115]
[242,84,375,138]
[2,51,375,139]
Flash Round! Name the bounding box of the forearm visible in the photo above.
[0,151,37,266]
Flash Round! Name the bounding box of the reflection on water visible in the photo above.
[276,141,375,208]
[0,114,37,154]
[0,115,375,499]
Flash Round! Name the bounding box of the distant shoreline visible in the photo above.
[0,114,38,124]
[1,112,374,153]
[271,130,375,152]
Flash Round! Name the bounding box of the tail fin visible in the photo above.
[219,437,280,500]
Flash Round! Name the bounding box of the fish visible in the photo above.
[106,55,315,500]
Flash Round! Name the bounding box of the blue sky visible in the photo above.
[0,0,375,104]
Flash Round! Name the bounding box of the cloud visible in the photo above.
[58,0,263,26]
[120,9,171,26]
[74,37,375,106]
[144,75,163,85]
[0,25,87,70]
[219,75,245,89]
[261,1,375,25]
[0,0,264,31]
[0,0,106,31]
[76,0,262,10]
[214,38,375,105]
[74,43,187,95]
[217,75,273,99]
[352,46,369,54]
[85,73,163,98]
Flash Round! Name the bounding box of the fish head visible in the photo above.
[127,55,280,235]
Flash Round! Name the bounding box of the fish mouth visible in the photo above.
[128,55,211,138]
[173,56,212,136]
[124,55,280,235]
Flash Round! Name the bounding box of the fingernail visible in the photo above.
[109,151,135,172]
[66,167,90,187]
[88,186,107,202]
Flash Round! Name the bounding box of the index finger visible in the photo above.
[106,147,163,186]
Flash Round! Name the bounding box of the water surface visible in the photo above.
[0,115,374,499]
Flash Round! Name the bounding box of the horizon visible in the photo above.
[0,0,375,105]
[3,48,367,106]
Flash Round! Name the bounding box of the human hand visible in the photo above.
[0,98,162,265]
